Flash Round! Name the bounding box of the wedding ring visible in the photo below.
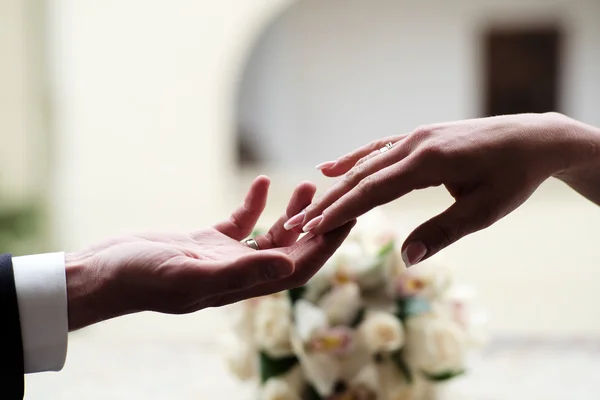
[241,238,260,251]
[379,142,394,154]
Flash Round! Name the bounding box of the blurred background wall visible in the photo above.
[237,0,600,167]
[1,0,599,398]
[0,0,49,255]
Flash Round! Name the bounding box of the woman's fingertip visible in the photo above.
[315,161,336,171]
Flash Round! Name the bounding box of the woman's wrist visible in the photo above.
[550,113,600,183]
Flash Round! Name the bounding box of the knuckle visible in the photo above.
[343,164,365,187]
[228,214,243,230]
[411,125,433,141]
[355,155,370,166]
[417,143,445,162]
[430,221,456,249]
[355,175,376,196]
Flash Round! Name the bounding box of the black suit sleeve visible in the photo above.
[0,253,25,399]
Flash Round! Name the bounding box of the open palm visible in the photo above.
[67,176,355,331]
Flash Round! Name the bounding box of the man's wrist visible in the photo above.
[66,252,105,331]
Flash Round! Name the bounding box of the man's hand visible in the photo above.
[66,176,355,331]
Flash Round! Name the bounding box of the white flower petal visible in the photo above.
[318,283,363,326]
[225,341,257,381]
[294,300,329,343]
[255,296,294,357]
[290,330,340,397]
[350,363,380,393]
[405,312,468,374]
[261,366,303,400]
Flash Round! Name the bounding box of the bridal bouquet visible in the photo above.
[224,212,487,400]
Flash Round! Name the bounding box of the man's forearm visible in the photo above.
[554,117,600,206]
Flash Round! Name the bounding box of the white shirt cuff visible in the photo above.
[12,252,68,373]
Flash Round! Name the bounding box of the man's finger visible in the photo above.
[317,135,407,177]
[213,175,270,240]
[207,220,356,307]
[200,250,295,295]
[254,181,317,249]
[400,189,501,267]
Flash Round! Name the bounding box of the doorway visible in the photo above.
[483,26,563,116]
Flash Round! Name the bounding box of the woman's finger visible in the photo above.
[306,153,438,235]
[254,181,317,249]
[286,141,409,232]
[206,220,356,307]
[316,135,407,177]
[213,175,270,240]
[354,149,380,167]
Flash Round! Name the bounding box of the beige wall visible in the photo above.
[47,0,293,248]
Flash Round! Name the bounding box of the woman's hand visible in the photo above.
[66,176,355,330]
[285,113,600,267]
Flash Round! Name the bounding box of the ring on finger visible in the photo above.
[379,142,394,154]
[241,238,260,250]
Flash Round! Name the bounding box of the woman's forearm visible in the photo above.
[554,117,600,205]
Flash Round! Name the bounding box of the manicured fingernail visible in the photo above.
[401,241,427,267]
[302,215,323,232]
[267,260,293,279]
[284,211,306,230]
[315,161,336,170]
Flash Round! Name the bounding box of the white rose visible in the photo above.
[318,282,363,326]
[395,260,452,300]
[303,257,339,303]
[350,211,392,244]
[261,366,303,400]
[359,311,405,354]
[254,295,294,357]
[225,300,258,343]
[294,299,329,343]
[404,311,468,374]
